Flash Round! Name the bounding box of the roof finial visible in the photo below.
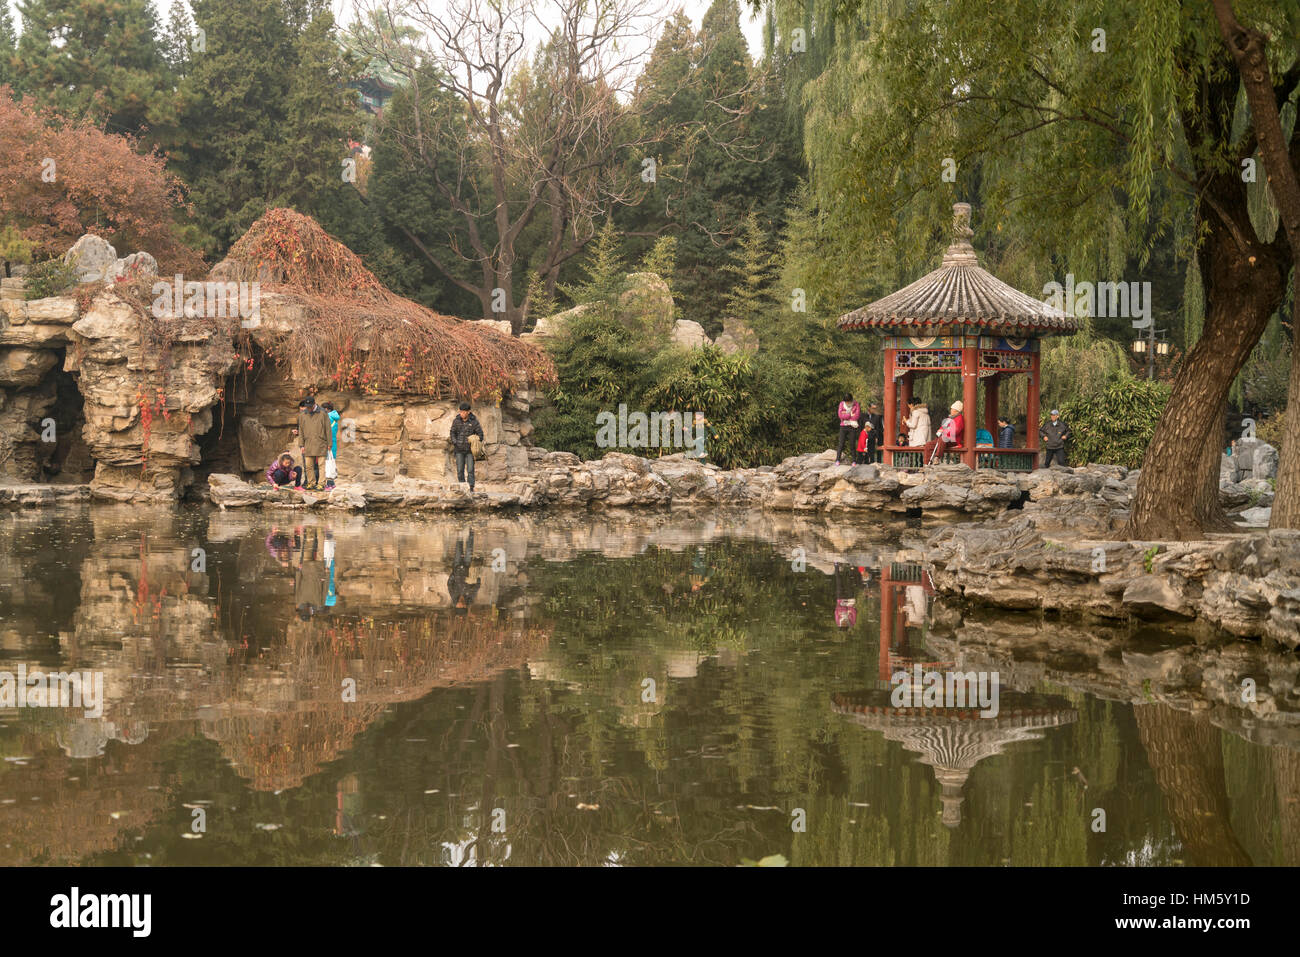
[943,202,978,265]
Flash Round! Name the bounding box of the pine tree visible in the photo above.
[0,4,17,89]
[723,212,775,323]
[176,0,359,256]
[15,0,174,136]
[162,0,193,77]
[558,220,626,306]
[639,235,678,297]
[523,271,557,329]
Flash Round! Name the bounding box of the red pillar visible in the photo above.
[985,374,999,436]
[1027,351,1041,464]
[961,342,978,468]
[899,371,913,434]
[882,348,896,465]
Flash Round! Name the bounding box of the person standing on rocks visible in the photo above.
[836,393,860,465]
[1039,409,1070,468]
[449,401,485,492]
[320,401,341,489]
[293,397,332,490]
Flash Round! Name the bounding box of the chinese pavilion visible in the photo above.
[838,203,1080,470]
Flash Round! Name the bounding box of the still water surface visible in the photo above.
[1,505,1296,865]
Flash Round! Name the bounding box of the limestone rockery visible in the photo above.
[0,276,538,501]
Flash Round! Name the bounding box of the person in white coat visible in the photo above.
[904,401,931,446]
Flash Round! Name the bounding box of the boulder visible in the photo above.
[63,235,118,283]
[110,251,159,282]
[1236,506,1272,527]
[670,319,710,349]
[713,315,759,354]
[0,348,59,388]
[617,272,674,337]
[1232,437,1279,481]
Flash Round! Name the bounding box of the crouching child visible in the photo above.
[268,453,303,490]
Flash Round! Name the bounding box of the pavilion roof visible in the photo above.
[838,204,1080,337]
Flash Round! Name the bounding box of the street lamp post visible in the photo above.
[1132,325,1169,381]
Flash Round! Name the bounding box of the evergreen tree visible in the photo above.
[162,0,193,77]
[15,0,176,137]
[618,0,803,335]
[175,0,360,256]
[639,235,678,297]
[558,220,627,307]
[722,212,775,323]
[0,4,17,89]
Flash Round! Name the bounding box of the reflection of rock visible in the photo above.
[55,718,151,758]
[924,608,1300,750]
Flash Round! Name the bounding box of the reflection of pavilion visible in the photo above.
[878,563,948,681]
[832,691,1078,828]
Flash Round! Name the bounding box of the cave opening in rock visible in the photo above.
[44,361,93,483]
[192,339,271,486]
[0,350,94,485]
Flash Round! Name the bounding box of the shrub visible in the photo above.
[23,258,77,300]
[532,309,655,461]
[1059,372,1170,469]
[643,346,803,469]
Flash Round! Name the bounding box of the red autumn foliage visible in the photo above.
[0,88,204,274]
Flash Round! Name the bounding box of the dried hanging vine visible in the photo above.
[215,209,557,400]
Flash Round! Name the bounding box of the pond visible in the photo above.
[0,505,1296,866]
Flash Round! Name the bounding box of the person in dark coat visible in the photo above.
[449,402,486,492]
[293,397,332,490]
[996,417,1015,449]
[1039,409,1070,467]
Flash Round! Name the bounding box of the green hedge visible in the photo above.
[1058,373,1170,469]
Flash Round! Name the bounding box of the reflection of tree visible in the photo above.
[1274,745,1300,866]
[1134,704,1252,866]
[207,611,550,792]
[0,722,187,865]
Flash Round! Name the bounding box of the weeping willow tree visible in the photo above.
[758,0,1300,539]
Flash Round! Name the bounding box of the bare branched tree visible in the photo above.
[349,0,759,333]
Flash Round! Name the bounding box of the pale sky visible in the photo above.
[5,0,766,59]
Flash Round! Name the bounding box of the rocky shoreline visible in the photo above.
[907,496,1300,648]
[4,446,1295,645]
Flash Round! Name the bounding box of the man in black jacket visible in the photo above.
[1038,409,1070,467]
[449,402,485,491]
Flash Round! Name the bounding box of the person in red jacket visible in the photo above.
[924,401,964,465]
[854,424,870,464]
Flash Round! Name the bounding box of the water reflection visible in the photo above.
[0,505,1295,866]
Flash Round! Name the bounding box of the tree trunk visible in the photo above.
[1271,295,1300,526]
[1209,0,1300,528]
[1123,203,1286,540]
